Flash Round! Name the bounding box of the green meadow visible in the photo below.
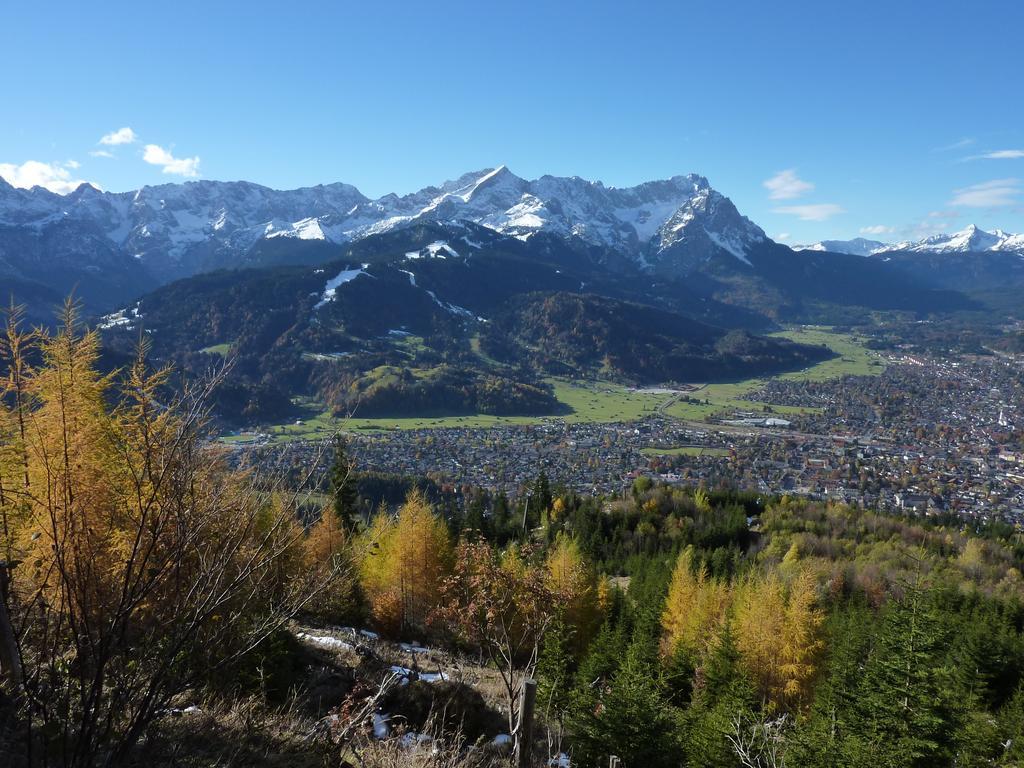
[640,446,732,457]
[219,326,885,443]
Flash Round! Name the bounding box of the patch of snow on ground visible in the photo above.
[706,230,753,266]
[339,627,380,640]
[399,642,431,654]
[373,712,390,739]
[426,240,459,258]
[267,217,325,240]
[314,267,370,309]
[405,240,459,260]
[388,666,449,684]
[400,732,433,749]
[424,288,476,319]
[295,632,355,651]
[98,309,132,329]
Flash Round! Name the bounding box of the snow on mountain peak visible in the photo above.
[0,168,771,278]
[796,225,1024,258]
[886,225,1020,254]
[793,238,890,256]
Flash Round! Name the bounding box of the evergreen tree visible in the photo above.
[570,631,680,768]
[534,471,553,515]
[462,488,490,538]
[845,580,959,768]
[537,615,575,732]
[996,683,1024,766]
[329,435,359,531]
[787,602,877,768]
[492,490,513,544]
[682,624,757,768]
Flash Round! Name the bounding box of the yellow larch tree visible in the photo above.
[733,568,824,712]
[778,567,825,711]
[0,302,336,766]
[305,507,361,622]
[661,546,731,661]
[545,534,603,650]
[358,490,452,637]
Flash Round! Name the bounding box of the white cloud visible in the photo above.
[948,178,1019,208]
[0,160,93,194]
[978,149,1024,160]
[773,203,844,221]
[65,159,80,169]
[99,126,138,146]
[859,224,894,235]
[143,144,200,177]
[89,149,114,158]
[935,137,975,152]
[763,169,814,200]
[775,232,791,241]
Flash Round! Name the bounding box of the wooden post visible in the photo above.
[515,677,537,768]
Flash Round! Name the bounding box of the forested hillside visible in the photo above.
[2,312,1022,767]
[97,250,834,425]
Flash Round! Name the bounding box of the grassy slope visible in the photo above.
[220,327,885,443]
[641,446,732,457]
[664,327,884,422]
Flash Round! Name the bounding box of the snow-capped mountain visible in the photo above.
[794,238,888,257]
[797,225,1024,258]
[0,167,767,292]
[884,225,1024,255]
[267,166,768,269]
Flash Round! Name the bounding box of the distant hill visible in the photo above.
[97,227,838,424]
[484,292,833,382]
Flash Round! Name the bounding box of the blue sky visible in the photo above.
[2,0,1023,243]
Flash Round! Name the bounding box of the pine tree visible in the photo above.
[533,471,553,519]
[329,435,360,531]
[846,580,959,768]
[682,624,758,768]
[462,488,490,538]
[570,631,681,768]
[787,602,877,768]
[537,614,575,731]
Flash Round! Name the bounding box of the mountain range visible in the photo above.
[795,225,1024,295]
[796,224,1024,257]
[4,165,1008,324]
[4,165,1014,423]
[0,167,765,303]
